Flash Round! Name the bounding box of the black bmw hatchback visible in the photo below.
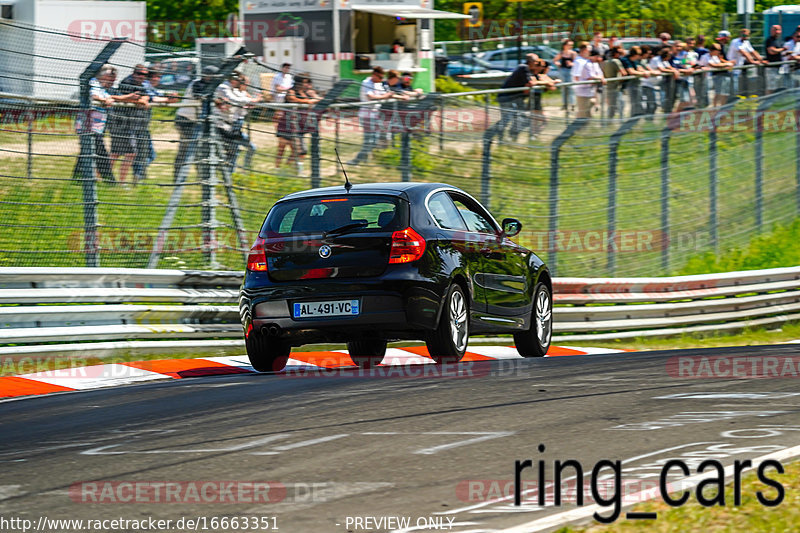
[239,182,553,371]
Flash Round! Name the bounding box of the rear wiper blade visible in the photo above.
[322,221,368,238]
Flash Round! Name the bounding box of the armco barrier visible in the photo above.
[1,266,799,355]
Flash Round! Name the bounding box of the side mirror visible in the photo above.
[502,218,522,237]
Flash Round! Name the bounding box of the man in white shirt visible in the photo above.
[348,66,396,165]
[572,43,605,118]
[270,63,293,103]
[729,29,766,95]
[729,29,765,66]
[214,71,262,171]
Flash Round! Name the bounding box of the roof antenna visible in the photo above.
[335,148,352,192]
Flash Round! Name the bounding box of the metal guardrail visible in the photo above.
[1,266,799,355]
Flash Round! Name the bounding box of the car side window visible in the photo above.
[428,192,467,230]
[451,196,496,234]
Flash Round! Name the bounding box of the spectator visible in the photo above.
[729,28,766,95]
[639,46,661,116]
[399,72,424,97]
[671,42,697,110]
[572,44,605,118]
[765,25,787,92]
[173,65,218,182]
[621,46,650,116]
[270,63,293,103]
[108,64,150,185]
[591,31,608,57]
[699,43,734,107]
[730,28,766,66]
[694,35,710,59]
[491,53,545,139]
[132,69,179,184]
[716,30,731,59]
[601,46,627,118]
[348,66,395,165]
[385,70,409,99]
[554,38,576,110]
[651,47,680,112]
[659,32,672,48]
[530,59,558,136]
[603,35,619,60]
[74,65,136,183]
[275,76,321,171]
[215,71,262,172]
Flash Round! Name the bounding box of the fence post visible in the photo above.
[26,111,33,179]
[607,117,640,276]
[548,119,587,276]
[754,98,768,233]
[663,76,676,113]
[660,125,671,273]
[401,131,411,182]
[695,71,708,108]
[147,50,246,268]
[709,125,719,254]
[480,132,492,209]
[629,78,642,116]
[306,79,354,189]
[75,38,125,267]
[797,90,800,214]
[439,95,445,151]
[200,108,220,269]
[310,123,321,188]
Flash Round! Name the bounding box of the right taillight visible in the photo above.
[389,227,426,264]
[247,236,267,271]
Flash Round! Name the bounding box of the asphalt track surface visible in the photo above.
[2,344,800,533]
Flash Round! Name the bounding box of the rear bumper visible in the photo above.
[239,270,447,343]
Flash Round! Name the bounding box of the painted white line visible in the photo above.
[415,432,516,455]
[496,443,800,533]
[251,434,349,455]
[20,364,167,390]
[465,346,521,359]
[81,434,291,455]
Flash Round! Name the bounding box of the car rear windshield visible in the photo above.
[262,195,409,236]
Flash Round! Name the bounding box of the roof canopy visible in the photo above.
[350,4,469,19]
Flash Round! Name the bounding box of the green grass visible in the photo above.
[560,459,800,533]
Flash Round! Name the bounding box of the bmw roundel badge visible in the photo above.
[319,244,332,258]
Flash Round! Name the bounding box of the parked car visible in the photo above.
[152,58,198,90]
[445,56,498,76]
[471,45,560,71]
[240,182,553,372]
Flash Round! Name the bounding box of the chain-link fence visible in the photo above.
[2,20,800,276]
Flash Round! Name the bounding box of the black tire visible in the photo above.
[514,282,552,357]
[245,332,291,372]
[426,283,469,364]
[347,339,387,368]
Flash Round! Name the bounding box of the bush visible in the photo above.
[678,218,800,274]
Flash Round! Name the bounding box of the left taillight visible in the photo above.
[247,236,267,271]
[389,227,426,264]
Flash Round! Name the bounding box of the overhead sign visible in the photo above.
[463,2,482,28]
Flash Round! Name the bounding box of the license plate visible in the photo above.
[293,299,360,318]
